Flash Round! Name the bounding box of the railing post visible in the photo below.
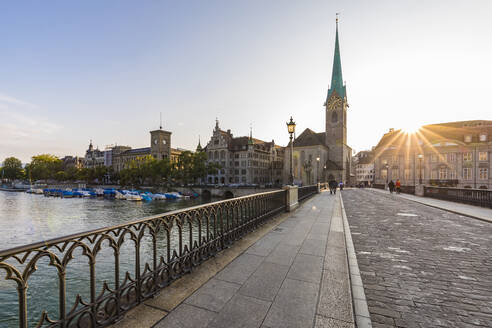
[283,185,298,212]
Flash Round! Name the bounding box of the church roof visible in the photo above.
[120,147,151,155]
[326,17,346,102]
[290,128,327,148]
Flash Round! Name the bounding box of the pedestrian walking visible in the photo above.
[339,181,344,191]
[329,179,337,194]
[395,179,401,194]
[388,180,395,194]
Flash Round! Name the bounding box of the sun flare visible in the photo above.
[401,122,422,134]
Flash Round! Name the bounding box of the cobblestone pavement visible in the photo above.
[342,189,492,328]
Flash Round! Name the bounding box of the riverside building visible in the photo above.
[373,120,492,189]
[204,120,284,186]
[84,127,184,172]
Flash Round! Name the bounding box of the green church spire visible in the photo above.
[327,14,346,101]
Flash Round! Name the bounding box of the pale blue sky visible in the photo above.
[1,0,491,162]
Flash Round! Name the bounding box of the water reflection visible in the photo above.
[0,191,212,327]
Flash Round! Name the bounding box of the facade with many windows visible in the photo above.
[353,150,374,186]
[373,120,492,189]
[204,120,284,186]
[84,128,184,173]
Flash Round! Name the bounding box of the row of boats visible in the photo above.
[26,188,199,202]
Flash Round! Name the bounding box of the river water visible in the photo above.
[0,191,211,327]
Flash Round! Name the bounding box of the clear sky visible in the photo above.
[1,0,491,163]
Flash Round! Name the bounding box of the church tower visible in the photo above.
[325,15,350,182]
[150,126,171,160]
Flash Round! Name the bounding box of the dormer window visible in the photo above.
[464,135,472,143]
[480,134,487,142]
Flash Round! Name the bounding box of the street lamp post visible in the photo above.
[418,154,423,184]
[316,156,320,183]
[286,117,296,185]
[385,163,389,188]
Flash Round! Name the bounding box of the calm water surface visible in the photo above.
[0,191,211,327]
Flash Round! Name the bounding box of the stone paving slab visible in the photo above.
[343,189,492,328]
[263,278,319,328]
[238,261,290,301]
[154,303,215,328]
[286,253,324,284]
[207,294,272,328]
[150,192,355,328]
[214,253,265,285]
[184,278,240,312]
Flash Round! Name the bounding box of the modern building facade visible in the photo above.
[284,17,352,185]
[204,120,284,185]
[373,120,492,189]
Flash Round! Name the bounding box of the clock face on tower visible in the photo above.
[154,139,158,145]
[327,96,342,110]
[162,140,167,145]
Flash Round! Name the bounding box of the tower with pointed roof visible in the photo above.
[324,15,351,182]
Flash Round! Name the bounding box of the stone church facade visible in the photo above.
[284,17,352,185]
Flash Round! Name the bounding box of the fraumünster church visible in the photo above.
[285,18,352,186]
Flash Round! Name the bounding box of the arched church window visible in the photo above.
[331,111,338,123]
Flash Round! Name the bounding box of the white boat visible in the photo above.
[152,193,167,200]
[115,191,126,200]
[125,193,142,201]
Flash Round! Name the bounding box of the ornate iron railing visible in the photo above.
[0,190,287,328]
[424,186,492,208]
[298,185,318,202]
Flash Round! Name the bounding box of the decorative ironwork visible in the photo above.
[298,185,318,202]
[0,190,288,328]
[424,186,492,208]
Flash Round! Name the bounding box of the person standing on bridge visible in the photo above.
[395,179,401,194]
[388,180,395,194]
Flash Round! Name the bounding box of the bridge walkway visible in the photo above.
[115,191,360,328]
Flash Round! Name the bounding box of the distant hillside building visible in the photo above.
[204,120,284,185]
[284,17,352,185]
[373,120,492,189]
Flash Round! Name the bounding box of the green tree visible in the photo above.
[175,151,195,185]
[2,157,24,180]
[28,154,63,181]
[191,152,209,184]
[64,167,79,181]
[55,170,67,181]
[94,166,108,183]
